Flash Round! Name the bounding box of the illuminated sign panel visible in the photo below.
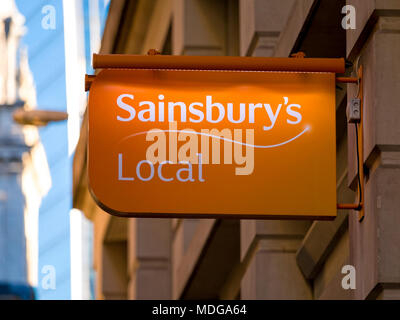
[88,68,337,219]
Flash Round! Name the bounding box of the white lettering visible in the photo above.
[118,153,134,180]
[117,94,135,121]
[227,103,245,123]
[206,95,225,123]
[168,102,187,122]
[189,102,204,123]
[136,160,154,181]
[286,104,302,124]
[138,101,156,121]
[158,161,173,182]
[115,94,304,128]
[263,103,282,131]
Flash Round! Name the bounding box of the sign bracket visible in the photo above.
[335,66,364,222]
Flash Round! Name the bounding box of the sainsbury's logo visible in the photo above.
[115,93,309,179]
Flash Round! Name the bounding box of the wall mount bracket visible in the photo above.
[335,66,364,222]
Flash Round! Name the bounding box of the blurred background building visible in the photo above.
[0,0,109,299]
[74,0,400,300]
[0,0,49,299]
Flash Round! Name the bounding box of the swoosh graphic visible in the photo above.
[118,126,310,149]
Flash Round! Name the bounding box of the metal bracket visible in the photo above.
[336,66,364,221]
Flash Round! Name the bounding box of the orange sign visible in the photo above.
[88,69,336,219]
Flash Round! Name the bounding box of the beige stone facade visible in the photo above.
[73,0,400,299]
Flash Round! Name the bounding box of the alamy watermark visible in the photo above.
[41,5,56,30]
[41,265,56,290]
[341,5,356,30]
[341,265,356,290]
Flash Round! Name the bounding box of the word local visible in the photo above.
[118,151,205,183]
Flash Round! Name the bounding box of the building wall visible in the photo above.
[73,0,400,300]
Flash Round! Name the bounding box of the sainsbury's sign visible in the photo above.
[88,66,337,219]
